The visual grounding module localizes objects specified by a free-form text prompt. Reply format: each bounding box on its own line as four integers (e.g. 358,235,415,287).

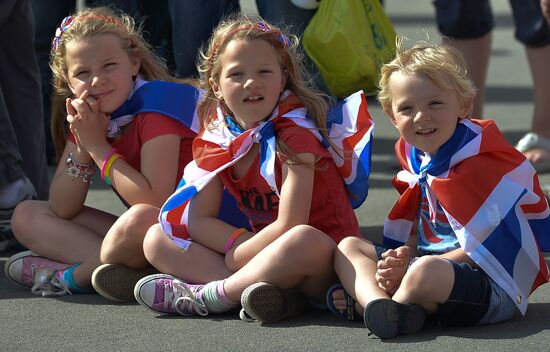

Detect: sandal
325,283,361,321
363,298,426,339
516,132,550,173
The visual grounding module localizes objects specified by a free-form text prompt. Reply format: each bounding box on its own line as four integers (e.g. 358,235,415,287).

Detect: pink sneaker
4,250,69,288
134,274,208,316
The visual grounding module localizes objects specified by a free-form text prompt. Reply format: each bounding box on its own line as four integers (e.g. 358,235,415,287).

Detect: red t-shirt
68,113,195,202
219,125,360,243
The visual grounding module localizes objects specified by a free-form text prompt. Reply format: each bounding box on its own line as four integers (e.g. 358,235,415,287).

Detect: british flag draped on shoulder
159,89,374,242
109,79,202,136
384,118,550,314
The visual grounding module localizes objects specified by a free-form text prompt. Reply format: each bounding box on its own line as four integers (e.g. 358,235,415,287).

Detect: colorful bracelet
223,228,248,253
65,152,95,183
103,154,123,185
100,148,118,180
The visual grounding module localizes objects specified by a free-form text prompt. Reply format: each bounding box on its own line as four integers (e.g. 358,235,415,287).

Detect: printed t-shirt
218,125,360,243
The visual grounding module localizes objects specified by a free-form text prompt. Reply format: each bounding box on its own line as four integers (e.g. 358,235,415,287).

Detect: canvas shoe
240,282,306,323
4,250,69,288
30,267,72,297
363,299,426,339
134,274,209,316
92,264,159,302
0,177,37,252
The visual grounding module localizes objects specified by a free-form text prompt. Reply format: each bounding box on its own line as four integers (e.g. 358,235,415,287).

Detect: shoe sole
364,299,426,339
3,250,38,288
241,282,306,323
92,264,159,303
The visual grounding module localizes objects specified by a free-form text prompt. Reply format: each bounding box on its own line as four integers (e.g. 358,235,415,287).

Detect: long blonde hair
196,14,331,163
49,7,185,160
378,37,476,113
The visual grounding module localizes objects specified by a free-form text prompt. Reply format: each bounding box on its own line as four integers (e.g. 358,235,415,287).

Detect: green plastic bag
303,0,397,97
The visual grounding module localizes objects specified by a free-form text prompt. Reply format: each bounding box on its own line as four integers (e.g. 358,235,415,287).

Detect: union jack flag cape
159,90,374,241
384,118,550,314
111,80,201,133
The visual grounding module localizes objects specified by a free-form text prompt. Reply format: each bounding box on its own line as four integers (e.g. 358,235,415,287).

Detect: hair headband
209,21,291,69
52,15,75,51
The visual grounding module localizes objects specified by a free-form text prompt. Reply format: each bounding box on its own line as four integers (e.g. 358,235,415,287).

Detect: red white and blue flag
159,90,374,241
384,118,550,314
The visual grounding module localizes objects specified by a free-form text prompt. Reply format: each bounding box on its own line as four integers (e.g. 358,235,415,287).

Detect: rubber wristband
103,154,122,184
223,228,248,253
100,148,118,180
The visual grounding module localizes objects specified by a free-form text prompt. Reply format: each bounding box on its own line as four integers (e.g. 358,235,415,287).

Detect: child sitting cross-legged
328,39,550,338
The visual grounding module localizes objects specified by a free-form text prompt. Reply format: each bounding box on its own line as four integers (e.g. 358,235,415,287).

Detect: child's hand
66,90,109,153
375,246,411,294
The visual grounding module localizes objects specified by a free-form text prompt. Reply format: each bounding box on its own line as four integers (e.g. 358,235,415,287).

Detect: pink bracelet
100,148,118,180
223,228,248,253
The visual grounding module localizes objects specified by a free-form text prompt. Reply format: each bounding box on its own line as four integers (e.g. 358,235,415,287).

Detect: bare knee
142,223,169,266
11,200,50,247
277,225,336,267
101,204,158,265
399,256,453,303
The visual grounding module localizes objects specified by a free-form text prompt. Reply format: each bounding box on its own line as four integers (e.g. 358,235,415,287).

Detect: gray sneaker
0,177,37,252
240,282,306,323
92,263,159,302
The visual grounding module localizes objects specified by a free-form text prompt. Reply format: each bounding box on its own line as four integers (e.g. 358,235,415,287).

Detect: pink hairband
208,21,291,68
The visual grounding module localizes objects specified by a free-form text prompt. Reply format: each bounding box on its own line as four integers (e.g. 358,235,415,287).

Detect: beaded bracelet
65,153,95,183
223,228,248,253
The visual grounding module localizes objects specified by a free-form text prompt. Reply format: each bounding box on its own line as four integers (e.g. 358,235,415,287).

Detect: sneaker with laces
4,250,69,288
240,282,306,323
134,274,209,316
0,177,37,252
31,267,71,297
92,264,159,302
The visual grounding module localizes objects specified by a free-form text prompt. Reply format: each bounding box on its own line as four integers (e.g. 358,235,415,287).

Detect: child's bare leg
223,225,337,303
333,237,389,314
11,200,116,263
143,223,231,283
392,256,454,313
101,204,159,268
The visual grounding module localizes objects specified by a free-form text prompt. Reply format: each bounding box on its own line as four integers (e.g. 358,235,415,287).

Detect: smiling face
386,71,472,155
209,38,286,130
65,33,140,114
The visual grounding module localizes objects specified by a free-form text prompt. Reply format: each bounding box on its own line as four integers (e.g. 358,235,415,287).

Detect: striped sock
201,280,238,313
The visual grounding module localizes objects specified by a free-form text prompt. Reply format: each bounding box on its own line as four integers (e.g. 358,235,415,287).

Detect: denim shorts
434,261,516,326
433,0,550,47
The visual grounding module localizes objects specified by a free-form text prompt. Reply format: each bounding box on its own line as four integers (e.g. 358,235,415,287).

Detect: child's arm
439,247,478,268
187,175,254,253
68,92,183,207
225,152,316,271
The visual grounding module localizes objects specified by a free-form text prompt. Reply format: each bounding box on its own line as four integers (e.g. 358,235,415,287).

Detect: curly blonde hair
378,37,476,113
49,7,183,160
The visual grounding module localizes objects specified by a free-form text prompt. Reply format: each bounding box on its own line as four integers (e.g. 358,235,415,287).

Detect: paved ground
1,1,549,351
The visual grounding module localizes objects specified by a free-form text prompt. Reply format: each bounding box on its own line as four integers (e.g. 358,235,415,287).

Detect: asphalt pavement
1,1,549,351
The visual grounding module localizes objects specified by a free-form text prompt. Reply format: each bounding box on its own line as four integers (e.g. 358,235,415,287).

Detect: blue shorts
433,0,550,47
434,261,516,326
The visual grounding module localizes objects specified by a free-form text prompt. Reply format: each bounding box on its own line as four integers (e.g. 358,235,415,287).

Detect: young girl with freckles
4,7,202,298
132,15,374,322
328,39,550,339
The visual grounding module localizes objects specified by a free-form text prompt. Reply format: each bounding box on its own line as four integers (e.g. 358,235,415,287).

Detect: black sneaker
0,177,37,252
364,299,426,339
240,282,306,323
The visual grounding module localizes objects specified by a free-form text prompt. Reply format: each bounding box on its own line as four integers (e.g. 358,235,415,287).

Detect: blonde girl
5,7,197,297
132,14,373,323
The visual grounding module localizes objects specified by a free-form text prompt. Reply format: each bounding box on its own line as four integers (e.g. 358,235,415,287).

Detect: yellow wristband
103,154,122,182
